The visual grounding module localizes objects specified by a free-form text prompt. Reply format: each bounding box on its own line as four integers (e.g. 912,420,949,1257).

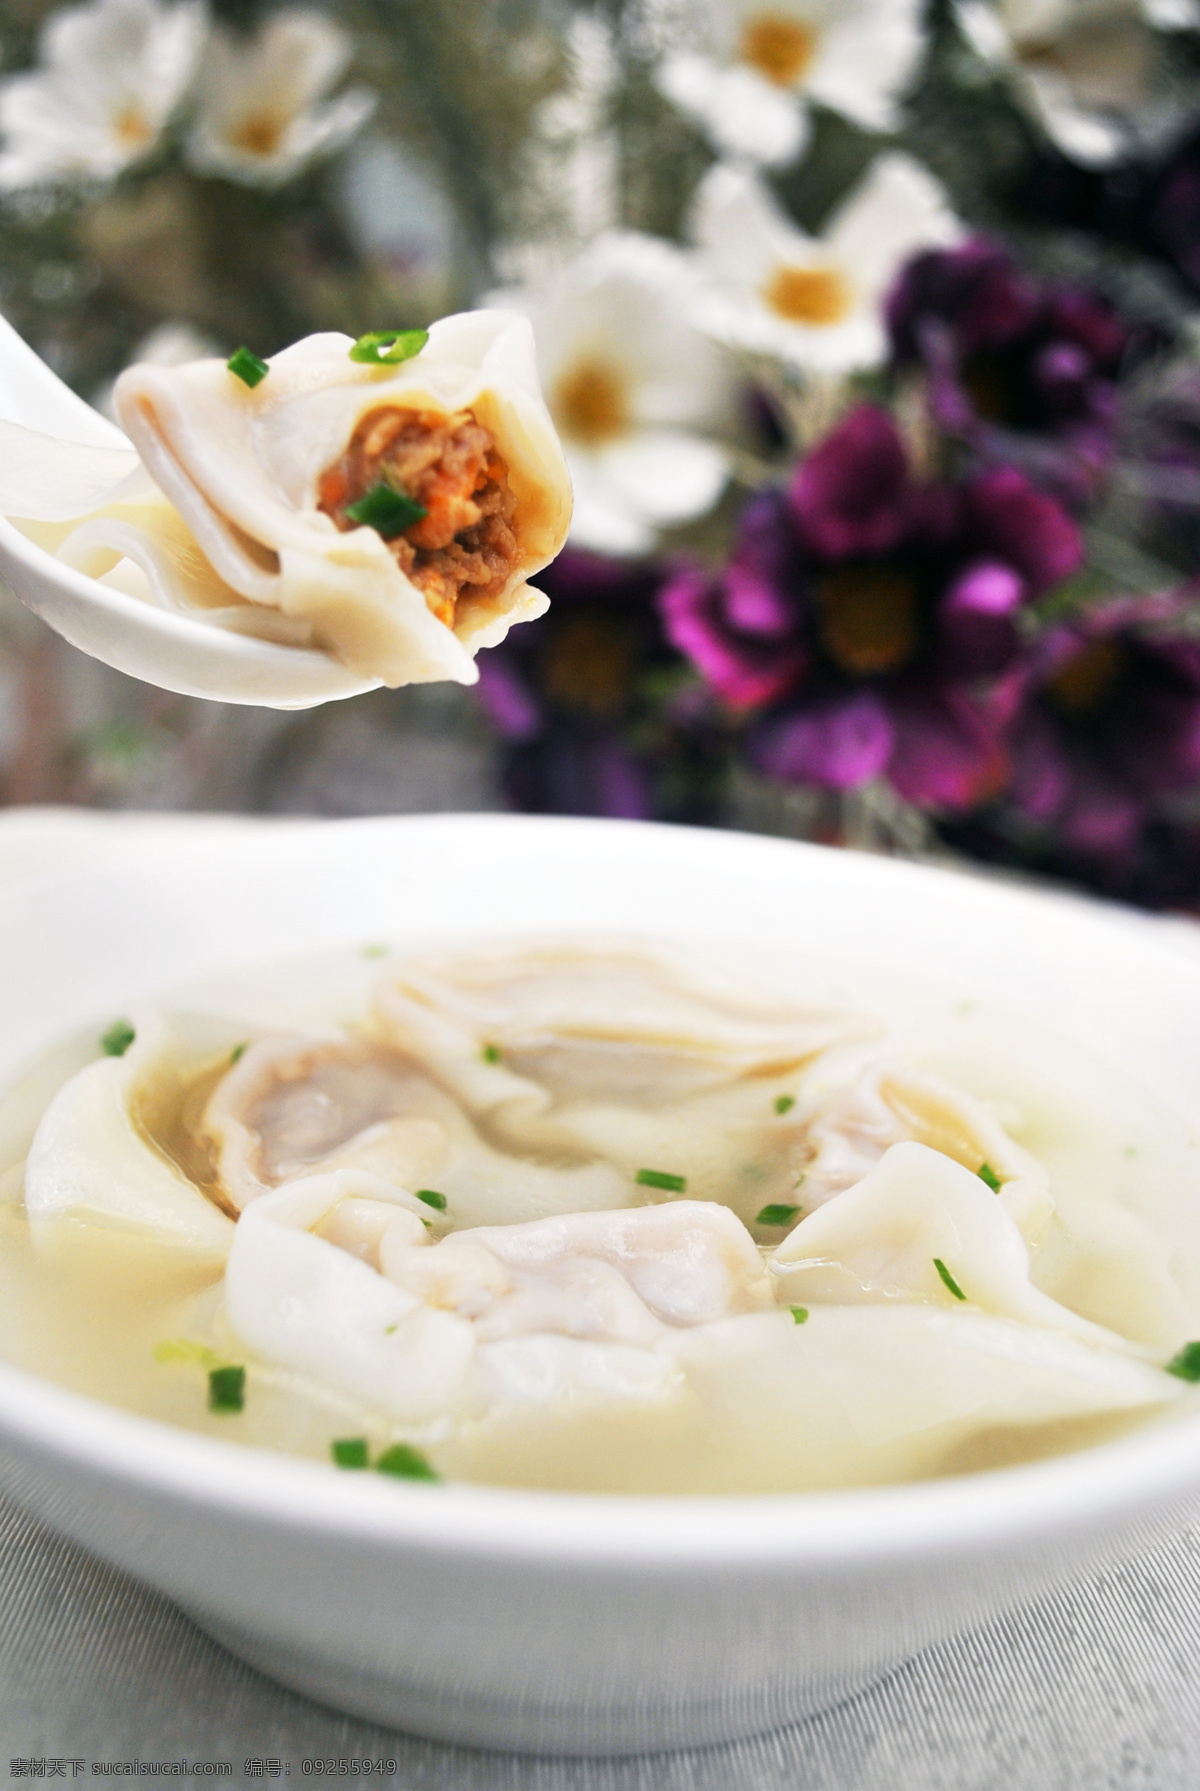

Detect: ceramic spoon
0,313,379,708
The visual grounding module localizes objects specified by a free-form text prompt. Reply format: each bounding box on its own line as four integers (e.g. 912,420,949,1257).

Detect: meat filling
318,406,519,628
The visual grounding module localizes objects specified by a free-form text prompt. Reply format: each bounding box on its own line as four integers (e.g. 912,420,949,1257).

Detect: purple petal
886,239,1039,361
754,688,894,791
724,561,797,638
788,406,912,561
936,559,1026,678
592,737,654,820
659,563,807,708
474,656,542,742
1008,708,1075,825
962,466,1083,596
887,682,1007,811
1059,767,1143,858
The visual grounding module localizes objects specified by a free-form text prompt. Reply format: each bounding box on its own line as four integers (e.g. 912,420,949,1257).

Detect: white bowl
1,812,1199,1754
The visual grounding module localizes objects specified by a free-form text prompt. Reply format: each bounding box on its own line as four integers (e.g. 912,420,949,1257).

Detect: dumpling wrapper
223,1168,1178,1461
200,1031,628,1223
797,1061,1054,1240
774,1140,1122,1348
223,1176,769,1423
0,311,572,686
23,1011,236,1257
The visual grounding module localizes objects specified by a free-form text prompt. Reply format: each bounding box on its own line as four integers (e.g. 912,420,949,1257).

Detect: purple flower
1150,126,1200,298
887,239,1140,506
660,405,1082,812
474,549,718,823
995,593,1200,862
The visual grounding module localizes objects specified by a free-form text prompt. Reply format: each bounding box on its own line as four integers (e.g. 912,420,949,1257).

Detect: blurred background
8,0,1200,905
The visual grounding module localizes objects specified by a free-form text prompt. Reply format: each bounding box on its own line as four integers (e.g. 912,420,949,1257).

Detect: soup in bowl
0,813,1198,1750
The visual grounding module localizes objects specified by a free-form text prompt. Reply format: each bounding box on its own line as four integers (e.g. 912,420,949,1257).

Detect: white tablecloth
4,808,1200,1787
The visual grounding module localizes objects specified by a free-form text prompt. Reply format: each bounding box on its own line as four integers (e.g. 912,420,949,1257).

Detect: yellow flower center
817,565,920,677
763,264,851,327
231,112,288,158
739,13,818,87
542,613,635,718
111,105,154,150
1046,638,1124,716
553,357,631,447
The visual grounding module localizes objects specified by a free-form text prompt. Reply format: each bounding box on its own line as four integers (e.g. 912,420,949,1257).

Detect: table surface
4,807,1200,1788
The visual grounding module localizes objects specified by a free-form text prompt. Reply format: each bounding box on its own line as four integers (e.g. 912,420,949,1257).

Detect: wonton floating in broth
4,940,1196,1494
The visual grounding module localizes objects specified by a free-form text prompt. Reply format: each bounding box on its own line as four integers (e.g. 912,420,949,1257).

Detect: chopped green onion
636,1168,687,1193
227,346,269,388
933,1257,966,1301
376,1442,440,1481
207,1364,245,1413
349,328,428,366
230,1041,248,1064
416,1188,447,1211
1166,1341,1200,1382
154,1338,223,1369
756,1203,801,1226
100,1019,135,1057
977,1162,1002,1193
384,1323,399,1335
481,1043,501,1064
344,483,428,538
774,1094,796,1116
362,943,388,959
789,1305,809,1325
331,1437,370,1469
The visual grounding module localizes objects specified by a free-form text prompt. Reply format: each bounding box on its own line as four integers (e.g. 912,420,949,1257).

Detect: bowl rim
3,807,1200,1573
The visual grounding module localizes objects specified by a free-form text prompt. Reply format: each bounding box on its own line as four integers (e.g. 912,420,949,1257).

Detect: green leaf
636,1168,687,1193
344,483,428,539
376,1443,440,1481
349,328,429,366
755,1203,801,1226
226,346,269,388
416,1188,447,1211
100,1019,135,1057
933,1257,967,1301
789,1305,809,1324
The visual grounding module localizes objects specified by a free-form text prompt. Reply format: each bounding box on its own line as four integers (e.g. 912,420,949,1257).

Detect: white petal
808,0,927,131
656,53,810,166
489,230,738,440
1017,67,1132,165
824,151,962,300
595,429,728,525
690,161,813,282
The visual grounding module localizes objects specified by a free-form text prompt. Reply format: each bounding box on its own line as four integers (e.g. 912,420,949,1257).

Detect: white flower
687,156,962,376
655,0,926,168
0,0,203,190
185,10,374,188
488,232,738,556
956,0,1200,166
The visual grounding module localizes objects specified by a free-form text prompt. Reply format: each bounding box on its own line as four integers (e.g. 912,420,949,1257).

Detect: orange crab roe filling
318,406,519,629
